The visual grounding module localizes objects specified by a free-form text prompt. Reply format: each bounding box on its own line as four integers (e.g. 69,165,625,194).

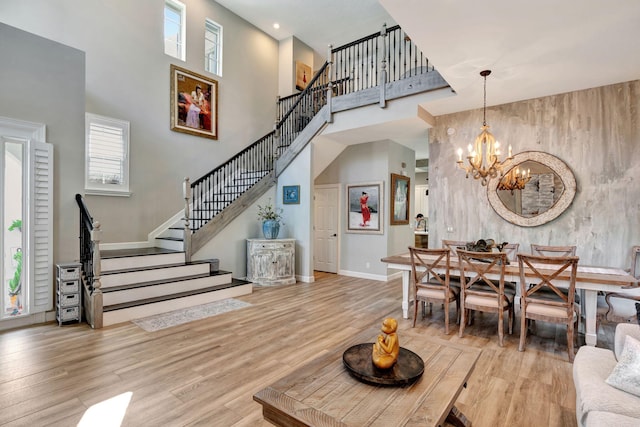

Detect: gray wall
429,80,640,269
0,23,86,269
316,140,415,278
0,0,279,248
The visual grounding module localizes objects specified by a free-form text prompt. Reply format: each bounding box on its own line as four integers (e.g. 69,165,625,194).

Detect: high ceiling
216,0,640,161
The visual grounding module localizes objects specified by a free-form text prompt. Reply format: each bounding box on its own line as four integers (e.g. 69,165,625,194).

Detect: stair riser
155,238,185,251
101,263,210,288
103,283,253,326
159,228,184,239
103,273,233,306
102,252,186,272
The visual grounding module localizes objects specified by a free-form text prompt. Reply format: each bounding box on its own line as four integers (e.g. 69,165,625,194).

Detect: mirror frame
487,151,577,227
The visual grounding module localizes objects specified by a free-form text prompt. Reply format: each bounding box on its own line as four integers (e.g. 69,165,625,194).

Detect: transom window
205,19,223,76
164,0,186,61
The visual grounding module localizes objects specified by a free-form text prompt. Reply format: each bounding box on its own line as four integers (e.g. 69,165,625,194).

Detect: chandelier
456,70,513,186
497,166,531,193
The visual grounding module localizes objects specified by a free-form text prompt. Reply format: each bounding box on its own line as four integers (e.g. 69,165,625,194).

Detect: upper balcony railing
186,24,435,251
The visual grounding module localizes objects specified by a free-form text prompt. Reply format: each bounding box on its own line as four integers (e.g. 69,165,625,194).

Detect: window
85,113,130,196
205,19,223,76
164,0,186,60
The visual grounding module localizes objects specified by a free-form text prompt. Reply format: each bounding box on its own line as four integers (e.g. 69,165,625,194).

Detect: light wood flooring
0,272,617,426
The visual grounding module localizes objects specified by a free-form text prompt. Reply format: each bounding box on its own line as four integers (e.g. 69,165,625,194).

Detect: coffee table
253,328,481,426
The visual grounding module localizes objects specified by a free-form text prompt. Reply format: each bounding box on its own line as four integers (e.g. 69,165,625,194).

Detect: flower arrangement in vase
257,199,284,239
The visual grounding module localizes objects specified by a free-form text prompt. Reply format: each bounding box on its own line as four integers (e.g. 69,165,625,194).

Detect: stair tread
102,247,183,259
102,270,232,293
103,259,217,275
103,278,250,312
155,236,183,241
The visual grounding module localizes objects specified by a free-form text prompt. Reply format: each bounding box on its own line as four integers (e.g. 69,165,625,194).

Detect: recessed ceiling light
273,23,280,29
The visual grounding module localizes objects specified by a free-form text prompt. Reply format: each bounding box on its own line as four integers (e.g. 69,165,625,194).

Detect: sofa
573,323,640,426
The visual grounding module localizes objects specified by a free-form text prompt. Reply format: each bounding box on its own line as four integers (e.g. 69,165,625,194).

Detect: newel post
379,23,388,108
91,221,102,294
183,177,192,263
90,220,103,328
326,44,334,123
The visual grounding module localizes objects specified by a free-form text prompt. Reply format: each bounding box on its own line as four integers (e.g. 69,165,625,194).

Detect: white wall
0,0,279,246
429,80,640,269
0,22,86,269
315,140,415,279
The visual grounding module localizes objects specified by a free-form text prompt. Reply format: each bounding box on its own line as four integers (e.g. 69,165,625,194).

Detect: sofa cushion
574,345,640,423
615,323,640,361
606,334,640,397
585,411,640,427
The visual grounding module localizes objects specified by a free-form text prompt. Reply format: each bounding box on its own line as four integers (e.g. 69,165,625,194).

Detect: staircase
78,24,450,329
98,247,251,327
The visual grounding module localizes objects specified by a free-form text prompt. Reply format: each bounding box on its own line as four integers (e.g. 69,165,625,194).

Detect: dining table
381,252,639,346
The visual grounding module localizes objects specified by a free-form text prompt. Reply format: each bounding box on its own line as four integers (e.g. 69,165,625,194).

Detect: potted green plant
257,199,283,239
8,219,22,308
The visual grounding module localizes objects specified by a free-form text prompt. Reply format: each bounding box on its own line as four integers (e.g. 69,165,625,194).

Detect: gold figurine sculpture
372,317,400,369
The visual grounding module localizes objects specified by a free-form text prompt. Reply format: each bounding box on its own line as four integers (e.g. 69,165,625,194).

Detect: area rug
132,298,251,332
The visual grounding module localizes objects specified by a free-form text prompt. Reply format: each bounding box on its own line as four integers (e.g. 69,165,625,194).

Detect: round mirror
487,151,576,227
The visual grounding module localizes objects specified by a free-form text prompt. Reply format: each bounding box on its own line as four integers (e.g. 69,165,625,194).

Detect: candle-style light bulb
457,148,463,162
508,145,513,158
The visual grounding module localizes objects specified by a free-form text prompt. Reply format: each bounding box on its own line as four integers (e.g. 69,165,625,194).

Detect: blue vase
262,220,280,239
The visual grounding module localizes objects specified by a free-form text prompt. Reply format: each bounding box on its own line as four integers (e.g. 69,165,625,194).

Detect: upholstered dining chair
517,253,580,362
531,244,576,257
501,243,520,264
603,245,640,323
442,240,469,256
457,249,515,347
409,247,459,334
530,243,581,316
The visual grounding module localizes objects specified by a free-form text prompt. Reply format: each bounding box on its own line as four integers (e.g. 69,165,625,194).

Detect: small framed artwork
346,182,384,234
170,64,218,139
295,61,312,91
283,185,300,204
390,173,410,225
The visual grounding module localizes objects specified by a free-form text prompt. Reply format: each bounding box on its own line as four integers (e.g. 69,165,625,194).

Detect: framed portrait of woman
346,182,384,234
390,173,410,225
170,64,218,139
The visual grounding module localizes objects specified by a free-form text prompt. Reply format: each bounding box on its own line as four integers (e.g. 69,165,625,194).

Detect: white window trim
205,18,223,76
85,113,131,197
165,0,186,61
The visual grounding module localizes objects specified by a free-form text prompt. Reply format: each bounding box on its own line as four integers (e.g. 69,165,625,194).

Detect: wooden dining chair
457,249,514,347
531,244,576,257
442,240,470,256
409,247,459,334
501,243,520,264
530,243,581,315
517,253,580,362
603,245,640,323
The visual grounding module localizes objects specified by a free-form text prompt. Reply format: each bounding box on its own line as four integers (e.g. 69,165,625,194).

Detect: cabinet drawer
59,293,80,307
58,306,79,321
59,267,80,281
58,280,79,294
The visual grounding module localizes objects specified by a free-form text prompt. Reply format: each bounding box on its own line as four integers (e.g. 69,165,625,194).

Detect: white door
314,185,339,273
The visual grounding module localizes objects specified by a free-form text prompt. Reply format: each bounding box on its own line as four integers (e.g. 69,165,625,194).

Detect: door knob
332,233,337,237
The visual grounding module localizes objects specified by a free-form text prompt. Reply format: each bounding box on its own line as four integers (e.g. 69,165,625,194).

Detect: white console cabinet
246,239,295,286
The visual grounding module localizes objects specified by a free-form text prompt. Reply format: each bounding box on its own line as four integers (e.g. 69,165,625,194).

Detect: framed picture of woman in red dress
170,64,218,139
346,182,383,234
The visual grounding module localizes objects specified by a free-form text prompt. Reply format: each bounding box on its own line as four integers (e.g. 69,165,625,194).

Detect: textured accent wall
430,80,640,268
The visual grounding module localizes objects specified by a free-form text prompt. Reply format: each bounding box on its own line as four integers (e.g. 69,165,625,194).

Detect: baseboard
337,269,388,281
386,271,403,281
296,274,315,283
0,311,51,331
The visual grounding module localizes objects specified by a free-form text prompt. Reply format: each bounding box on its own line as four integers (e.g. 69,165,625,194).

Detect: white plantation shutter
29,140,53,312
85,113,130,195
